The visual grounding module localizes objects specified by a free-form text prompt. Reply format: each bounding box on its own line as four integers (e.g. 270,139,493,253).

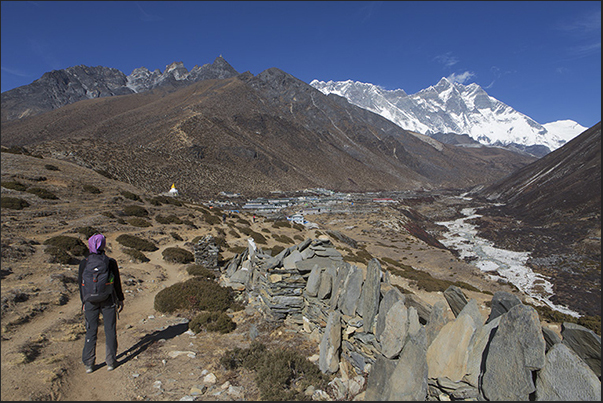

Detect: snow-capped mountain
310,78,587,154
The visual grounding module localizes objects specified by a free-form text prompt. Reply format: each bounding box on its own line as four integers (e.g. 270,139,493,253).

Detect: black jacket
78,252,125,303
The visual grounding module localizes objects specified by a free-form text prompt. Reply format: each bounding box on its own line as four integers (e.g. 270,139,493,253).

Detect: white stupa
168,183,179,197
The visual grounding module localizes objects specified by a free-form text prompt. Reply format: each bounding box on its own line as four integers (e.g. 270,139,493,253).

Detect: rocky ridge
0,56,239,122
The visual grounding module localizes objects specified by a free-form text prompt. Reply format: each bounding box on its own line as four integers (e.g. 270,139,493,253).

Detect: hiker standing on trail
78,233,124,373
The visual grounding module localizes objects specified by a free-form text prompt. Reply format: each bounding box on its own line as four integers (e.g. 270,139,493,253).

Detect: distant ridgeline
217,237,601,401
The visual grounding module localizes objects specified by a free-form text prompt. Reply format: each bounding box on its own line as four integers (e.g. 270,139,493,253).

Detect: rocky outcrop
1,56,239,122
218,237,601,400
193,234,220,271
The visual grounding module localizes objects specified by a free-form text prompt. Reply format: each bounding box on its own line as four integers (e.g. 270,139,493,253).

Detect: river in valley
436,200,581,318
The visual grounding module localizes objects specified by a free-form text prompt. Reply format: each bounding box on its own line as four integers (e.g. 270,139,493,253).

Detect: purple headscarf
88,234,106,254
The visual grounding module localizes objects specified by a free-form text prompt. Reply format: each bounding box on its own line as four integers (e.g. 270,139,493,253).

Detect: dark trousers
82,298,118,367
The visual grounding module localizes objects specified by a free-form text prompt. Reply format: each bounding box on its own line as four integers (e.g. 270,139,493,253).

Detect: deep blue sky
1,1,601,127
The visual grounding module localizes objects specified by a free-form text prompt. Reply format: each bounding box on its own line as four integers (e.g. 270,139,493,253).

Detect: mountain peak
311,78,587,154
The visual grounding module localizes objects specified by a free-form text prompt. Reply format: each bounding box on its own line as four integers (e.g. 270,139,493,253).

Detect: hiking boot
107,364,115,371
85,365,94,373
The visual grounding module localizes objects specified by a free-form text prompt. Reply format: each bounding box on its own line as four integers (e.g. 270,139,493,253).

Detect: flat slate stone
338,265,363,317
486,290,522,324
481,304,546,401
443,285,468,318
380,300,408,359
360,258,382,334
375,287,404,341
561,321,601,378
319,311,342,374
535,342,601,401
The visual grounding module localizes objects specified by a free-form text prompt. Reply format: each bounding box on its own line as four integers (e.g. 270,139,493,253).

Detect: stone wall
220,237,601,401
193,234,220,271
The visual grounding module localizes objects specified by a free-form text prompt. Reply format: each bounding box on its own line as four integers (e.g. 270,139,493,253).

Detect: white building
168,183,179,197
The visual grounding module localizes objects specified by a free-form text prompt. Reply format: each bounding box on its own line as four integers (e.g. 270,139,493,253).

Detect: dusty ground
1,151,551,401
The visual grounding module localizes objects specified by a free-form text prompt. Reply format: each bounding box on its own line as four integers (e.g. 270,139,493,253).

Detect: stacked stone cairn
193,234,220,273
219,236,601,400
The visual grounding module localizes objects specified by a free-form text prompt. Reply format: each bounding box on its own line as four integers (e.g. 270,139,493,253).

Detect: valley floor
2,152,598,401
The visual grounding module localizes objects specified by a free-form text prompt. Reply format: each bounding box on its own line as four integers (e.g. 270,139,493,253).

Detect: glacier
311,78,587,153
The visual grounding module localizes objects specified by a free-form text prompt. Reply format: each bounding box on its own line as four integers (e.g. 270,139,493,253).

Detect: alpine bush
43,235,88,256
120,190,142,201
162,247,194,264
122,205,149,217
1,181,28,191
189,311,236,334
220,341,329,401
155,214,183,224
75,226,99,238
82,184,101,194
44,164,60,171
26,187,58,200
1,197,30,210
153,277,235,313
123,248,149,263
115,234,158,251
186,264,216,279
127,217,153,227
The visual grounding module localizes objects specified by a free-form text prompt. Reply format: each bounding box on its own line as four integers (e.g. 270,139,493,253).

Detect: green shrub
181,219,196,228
1,145,31,155
237,226,267,244
387,264,456,293
453,281,481,293
237,217,251,226
220,342,329,401
154,277,235,313
162,247,194,264
94,169,114,180
1,196,30,210
120,190,141,201
228,228,241,238
75,226,99,238
115,234,158,251
220,340,267,371
186,264,216,279
26,187,58,200
292,223,305,231
273,234,294,244
170,232,183,241
271,220,291,229
1,181,28,191
44,245,73,264
123,248,149,263
122,205,149,217
44,164,60,171
269,245,285,256
147,195,183,206
189,311,236,334
101,211,115,219
528,304,601,335
202,212,221,225
82,184,102,194
155,214,183,224
213,236,229,250
127,217,152,227
229,246,247,254
43,235,88,256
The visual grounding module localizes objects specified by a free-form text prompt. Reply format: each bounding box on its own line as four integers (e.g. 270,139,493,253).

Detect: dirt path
56,245,186,401
1,241,186,401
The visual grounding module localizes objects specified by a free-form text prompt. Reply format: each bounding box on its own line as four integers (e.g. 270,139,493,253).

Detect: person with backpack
78,233,124,373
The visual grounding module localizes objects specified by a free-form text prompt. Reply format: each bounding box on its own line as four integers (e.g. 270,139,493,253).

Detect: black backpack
81,253,114,303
